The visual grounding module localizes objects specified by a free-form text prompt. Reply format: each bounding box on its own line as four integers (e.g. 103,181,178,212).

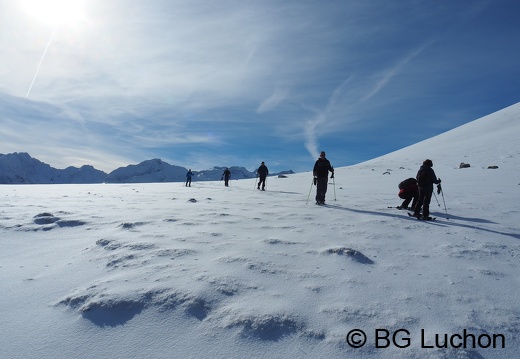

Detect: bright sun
21,0,86,27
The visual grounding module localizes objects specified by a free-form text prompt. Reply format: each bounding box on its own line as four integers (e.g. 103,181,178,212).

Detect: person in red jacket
397,178,418,210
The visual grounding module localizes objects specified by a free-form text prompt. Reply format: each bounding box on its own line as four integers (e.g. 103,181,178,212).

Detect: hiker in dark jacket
186,169,193,187
412,159,441,219
313,151,334,205
256,162,269,191
222,168,231,187
397,178,418,210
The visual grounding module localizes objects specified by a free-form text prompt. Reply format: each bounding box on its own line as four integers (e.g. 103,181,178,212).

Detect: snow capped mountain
0,153,294,184
0,152,107,184
57,165,109,184
104,159,188,183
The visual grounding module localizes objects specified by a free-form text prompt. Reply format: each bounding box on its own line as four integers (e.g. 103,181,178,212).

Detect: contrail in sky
304,77,352,159
26,25,57,98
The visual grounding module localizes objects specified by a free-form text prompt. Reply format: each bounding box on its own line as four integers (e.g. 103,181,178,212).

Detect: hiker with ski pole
221,168,231,187
411,159,441,220
256,161,269,191
186,169,193,187
312,151,334,205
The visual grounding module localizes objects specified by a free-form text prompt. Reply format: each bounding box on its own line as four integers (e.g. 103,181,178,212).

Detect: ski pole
332,174,336,201
306,177,314,204
254,176,258,190
439,185,449,219
432,191,441,207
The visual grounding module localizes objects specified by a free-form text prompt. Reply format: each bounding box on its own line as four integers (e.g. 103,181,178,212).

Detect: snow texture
1,103,520,358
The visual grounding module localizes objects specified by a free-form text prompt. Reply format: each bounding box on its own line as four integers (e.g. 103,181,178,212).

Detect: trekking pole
306,177,314,204
439,184,449,220
332,174,337,201
432,191,441,207
254,176,258,190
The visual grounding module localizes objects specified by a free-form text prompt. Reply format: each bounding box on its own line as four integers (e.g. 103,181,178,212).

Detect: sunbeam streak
26,25,57,98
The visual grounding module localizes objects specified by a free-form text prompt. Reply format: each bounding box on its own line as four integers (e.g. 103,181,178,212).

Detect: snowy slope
370,102,519,169
1,103,519,359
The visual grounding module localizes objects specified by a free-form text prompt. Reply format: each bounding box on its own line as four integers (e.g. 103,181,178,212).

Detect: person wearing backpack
412,159,441,220
186,169,194,187
397,178,418,210
222,168,231,187
256,162,269,191
313,151,334,205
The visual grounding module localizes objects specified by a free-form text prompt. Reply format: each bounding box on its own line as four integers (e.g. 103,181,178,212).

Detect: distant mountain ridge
0,153,107,184
0,152,293,184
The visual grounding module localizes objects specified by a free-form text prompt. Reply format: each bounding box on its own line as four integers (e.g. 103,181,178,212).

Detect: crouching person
397,177,418,210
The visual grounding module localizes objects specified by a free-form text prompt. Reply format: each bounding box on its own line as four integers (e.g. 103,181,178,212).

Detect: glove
330,172,334,179
313,177,317,186
438,178,441,183
437,184,442,194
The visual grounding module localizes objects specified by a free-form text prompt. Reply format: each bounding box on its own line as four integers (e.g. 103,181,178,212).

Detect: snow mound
323,247,375,264
31,212,88,230
221,312,305,341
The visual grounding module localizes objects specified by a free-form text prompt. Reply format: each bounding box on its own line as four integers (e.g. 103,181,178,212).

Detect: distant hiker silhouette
313,151,334,205
222,168,231,187
256,162,269,191
186,169,193,187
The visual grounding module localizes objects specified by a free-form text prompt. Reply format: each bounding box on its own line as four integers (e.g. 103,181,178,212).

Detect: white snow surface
1,103,519,359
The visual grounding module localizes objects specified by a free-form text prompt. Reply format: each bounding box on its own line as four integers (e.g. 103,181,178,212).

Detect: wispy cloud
256,86,290,114
361,46,427,103
1,0,518,173
304,77,353,159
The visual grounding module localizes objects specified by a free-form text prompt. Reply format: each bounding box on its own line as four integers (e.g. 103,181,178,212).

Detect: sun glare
21,0,86,27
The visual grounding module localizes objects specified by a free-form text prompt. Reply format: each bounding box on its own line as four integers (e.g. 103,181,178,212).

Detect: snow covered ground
1,103,519,359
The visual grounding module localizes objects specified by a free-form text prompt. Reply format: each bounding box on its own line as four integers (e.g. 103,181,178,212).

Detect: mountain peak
0,153,293,184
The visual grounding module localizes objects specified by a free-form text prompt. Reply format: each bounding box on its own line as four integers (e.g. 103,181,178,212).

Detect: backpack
416,169,428,187
398,178,416,190
398,189,408,199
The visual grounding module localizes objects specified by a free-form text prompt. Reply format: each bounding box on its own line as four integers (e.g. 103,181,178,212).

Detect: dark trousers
224,177,230,186
315,176,328,202
186,178,191,186
414,187,433,217
401,193,418,209
258,176,266,189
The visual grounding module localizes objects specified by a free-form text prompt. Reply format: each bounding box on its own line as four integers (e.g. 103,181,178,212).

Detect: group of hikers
311,152,442,219
184,162,269,189
183,151,335,204
397,158,442,220
218,163,269,189
184,151,441,220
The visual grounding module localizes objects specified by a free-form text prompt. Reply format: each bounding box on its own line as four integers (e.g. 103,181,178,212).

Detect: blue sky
1,0,519,173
